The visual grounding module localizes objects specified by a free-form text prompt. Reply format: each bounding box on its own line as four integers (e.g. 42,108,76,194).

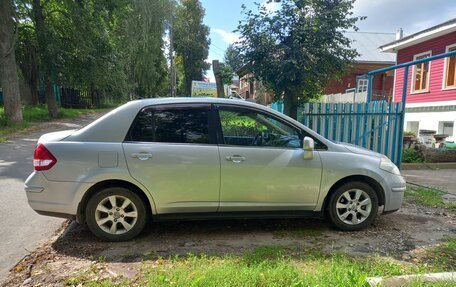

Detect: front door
123,104,220,214
216,105,322,212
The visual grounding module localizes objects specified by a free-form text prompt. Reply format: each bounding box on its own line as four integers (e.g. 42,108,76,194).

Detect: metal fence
272,101,404,166
60,87,101,108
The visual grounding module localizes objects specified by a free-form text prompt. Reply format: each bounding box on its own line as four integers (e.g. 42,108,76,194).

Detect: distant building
324,32,397,101
380,18,456,140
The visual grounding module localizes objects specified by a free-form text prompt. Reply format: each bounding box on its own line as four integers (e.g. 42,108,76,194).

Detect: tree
224,44,243,73
123,0,169,98
0,0,23,123
174,0,210,96
236,0,362,119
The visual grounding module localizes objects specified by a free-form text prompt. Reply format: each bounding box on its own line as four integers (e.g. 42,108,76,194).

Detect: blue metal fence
272,50,456,168
367,50,456,165
272,101,404,165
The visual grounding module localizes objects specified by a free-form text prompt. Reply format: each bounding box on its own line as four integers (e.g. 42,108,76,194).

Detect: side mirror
303,137,314,160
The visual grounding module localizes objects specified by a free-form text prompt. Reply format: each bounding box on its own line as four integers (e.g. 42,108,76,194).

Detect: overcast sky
201,0,456,81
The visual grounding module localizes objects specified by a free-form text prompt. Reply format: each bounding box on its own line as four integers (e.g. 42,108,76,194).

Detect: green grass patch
0,105,107,141
64,244,456,287
405,187,456,210
423,238,456,271
138,249,428,287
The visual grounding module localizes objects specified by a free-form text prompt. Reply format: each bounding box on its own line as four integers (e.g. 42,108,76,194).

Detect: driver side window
218,107,302,148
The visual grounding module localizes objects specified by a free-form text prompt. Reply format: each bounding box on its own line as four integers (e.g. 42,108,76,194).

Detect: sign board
191,81,218,97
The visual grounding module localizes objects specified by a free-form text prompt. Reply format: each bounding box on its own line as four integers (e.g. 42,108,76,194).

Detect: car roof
129,97,257,108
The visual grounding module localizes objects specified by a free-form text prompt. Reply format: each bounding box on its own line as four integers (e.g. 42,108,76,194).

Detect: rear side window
128,107,210,144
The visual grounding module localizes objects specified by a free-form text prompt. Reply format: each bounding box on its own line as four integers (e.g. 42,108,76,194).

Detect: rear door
123,104,220,214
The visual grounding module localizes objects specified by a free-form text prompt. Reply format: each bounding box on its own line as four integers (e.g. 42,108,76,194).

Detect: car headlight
380,157,400,175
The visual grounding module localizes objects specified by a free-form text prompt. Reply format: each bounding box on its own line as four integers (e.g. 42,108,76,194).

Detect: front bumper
24,171,92,217
382,173,406,213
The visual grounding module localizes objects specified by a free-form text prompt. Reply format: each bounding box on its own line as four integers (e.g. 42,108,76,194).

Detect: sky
200,0,456,82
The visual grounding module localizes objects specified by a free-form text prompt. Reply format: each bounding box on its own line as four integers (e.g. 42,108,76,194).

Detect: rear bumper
25,171,91,216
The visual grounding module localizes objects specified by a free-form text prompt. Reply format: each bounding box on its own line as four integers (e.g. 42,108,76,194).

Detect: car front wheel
327,181,379,231
86,187,147,241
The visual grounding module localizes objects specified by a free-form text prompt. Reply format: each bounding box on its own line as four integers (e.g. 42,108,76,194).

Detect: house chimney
396,28,403,40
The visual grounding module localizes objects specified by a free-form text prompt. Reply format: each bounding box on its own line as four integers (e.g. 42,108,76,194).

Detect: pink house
380,19,456,140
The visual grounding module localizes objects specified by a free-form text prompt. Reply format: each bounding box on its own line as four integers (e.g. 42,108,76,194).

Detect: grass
0,105,107,141
423,238,456,271
64,243,456,287
405,187,456,210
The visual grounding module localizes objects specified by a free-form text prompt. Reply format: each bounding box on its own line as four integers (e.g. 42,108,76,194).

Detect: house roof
380,18,456,53
345,32,396,64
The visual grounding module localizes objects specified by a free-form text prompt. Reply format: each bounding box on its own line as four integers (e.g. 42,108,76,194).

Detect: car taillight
33,144,57,171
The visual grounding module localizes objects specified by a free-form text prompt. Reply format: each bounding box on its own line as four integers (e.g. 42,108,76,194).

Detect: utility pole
213,60,225,98
168,0,177,97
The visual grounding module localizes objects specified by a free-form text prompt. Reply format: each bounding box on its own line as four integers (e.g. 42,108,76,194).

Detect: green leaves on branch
236,0,363,118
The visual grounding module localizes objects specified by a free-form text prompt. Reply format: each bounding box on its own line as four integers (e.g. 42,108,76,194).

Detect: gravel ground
2,200,455,287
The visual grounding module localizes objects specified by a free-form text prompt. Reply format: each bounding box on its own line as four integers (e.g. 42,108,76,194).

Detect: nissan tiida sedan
25,98,405,241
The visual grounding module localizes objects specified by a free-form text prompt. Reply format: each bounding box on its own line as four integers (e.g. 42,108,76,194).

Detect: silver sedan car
25,98,405,241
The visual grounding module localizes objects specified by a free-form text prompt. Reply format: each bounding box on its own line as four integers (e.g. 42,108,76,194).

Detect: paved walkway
0,112,106,283
402,169,456,195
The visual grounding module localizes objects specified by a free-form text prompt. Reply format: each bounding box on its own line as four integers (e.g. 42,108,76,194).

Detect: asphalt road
0,113,104,282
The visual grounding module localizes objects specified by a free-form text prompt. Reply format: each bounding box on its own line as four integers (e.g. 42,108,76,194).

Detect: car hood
336,142,384,158
38,130,77,144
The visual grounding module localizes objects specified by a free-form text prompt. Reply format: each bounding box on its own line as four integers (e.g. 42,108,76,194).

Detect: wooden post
212,60,225,98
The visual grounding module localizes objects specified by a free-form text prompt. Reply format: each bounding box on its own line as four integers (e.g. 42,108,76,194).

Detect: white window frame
357,78,369,93
442,43,456,91
411,50,432,94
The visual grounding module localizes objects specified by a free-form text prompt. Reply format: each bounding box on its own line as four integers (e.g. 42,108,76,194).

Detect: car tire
86,187,147,241
327,181,378,231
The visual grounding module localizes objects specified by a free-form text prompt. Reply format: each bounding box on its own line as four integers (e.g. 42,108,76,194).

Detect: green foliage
404,131,417,136
219,63,235,85
224,44,243,73
405,187,456,210
236,0,362,118
174,0,210,96
123,0,170,98
402,148,424,163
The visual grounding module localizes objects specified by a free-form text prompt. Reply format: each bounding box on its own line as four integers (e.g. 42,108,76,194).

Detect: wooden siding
325,62,394,96
393,31,456,103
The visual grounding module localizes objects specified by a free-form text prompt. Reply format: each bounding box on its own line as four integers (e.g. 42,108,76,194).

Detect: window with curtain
444,45,456,89
412,52,431,93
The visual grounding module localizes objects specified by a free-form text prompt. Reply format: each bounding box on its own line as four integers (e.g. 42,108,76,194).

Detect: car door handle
226,155,246,163
131,153,153,160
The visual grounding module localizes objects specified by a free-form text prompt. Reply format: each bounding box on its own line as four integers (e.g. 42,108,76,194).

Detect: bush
402,148,424,163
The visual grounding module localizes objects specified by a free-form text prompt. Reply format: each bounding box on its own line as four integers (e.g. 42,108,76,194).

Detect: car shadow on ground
50,205,456,264
51,217,333,263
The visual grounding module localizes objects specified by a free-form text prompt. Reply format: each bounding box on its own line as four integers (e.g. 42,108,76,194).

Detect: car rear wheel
86,187,147,241
327,181,378,231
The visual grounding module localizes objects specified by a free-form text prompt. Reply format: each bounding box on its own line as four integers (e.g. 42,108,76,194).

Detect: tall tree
0,0,23,123
174,0,210,96
124,0,169,98
224,44,243,73
31,0,59,117
236,0,362,119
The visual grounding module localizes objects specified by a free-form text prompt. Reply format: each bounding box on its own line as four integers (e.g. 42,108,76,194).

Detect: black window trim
124,103,217,145
213,104,327,150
